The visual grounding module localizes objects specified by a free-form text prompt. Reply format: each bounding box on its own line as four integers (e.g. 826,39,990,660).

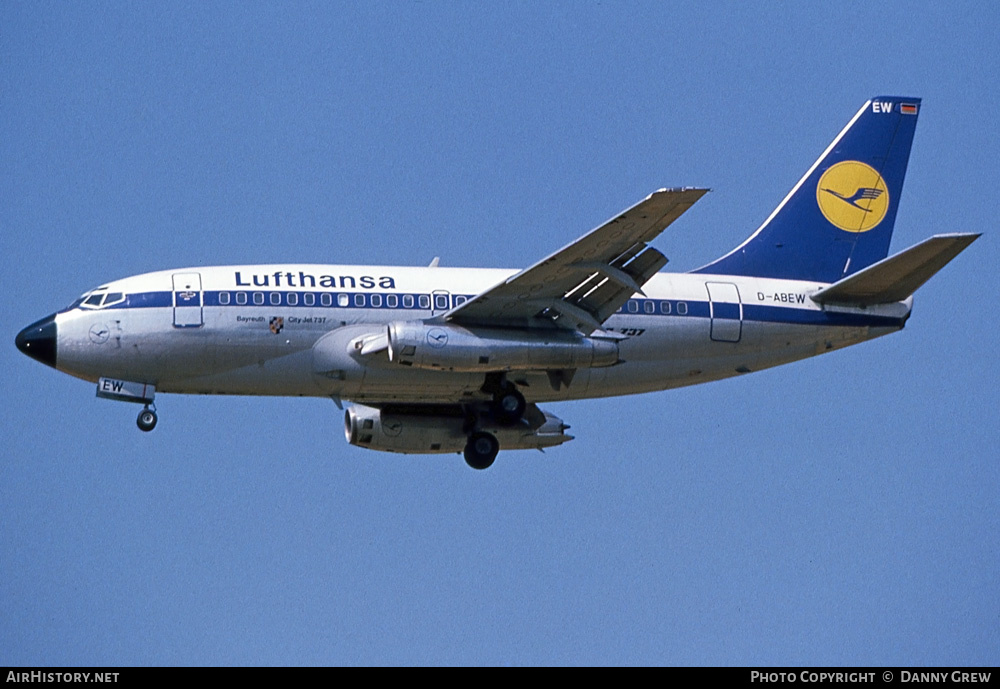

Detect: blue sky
3,2,998,666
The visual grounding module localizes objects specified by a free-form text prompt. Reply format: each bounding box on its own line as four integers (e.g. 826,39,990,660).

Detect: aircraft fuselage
47,264,908,404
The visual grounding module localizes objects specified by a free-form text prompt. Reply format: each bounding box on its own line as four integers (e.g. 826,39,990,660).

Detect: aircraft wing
439,187,708,333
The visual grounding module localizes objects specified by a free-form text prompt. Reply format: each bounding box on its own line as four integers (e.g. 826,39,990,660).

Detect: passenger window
219,292,231,305
236,292,247,305
304,293,315,306
403,295,414,308
270,292,281,305
644,300,655,314
434,294,449,310
287,293,298,306
659,301,671,314
418,295,430,309
337,294,349,307
321,293,332,307
677,301,688,315
253,292,264,305
627,300,639,313
454,295,467,306
371,294,382,308
354,294,366,307
386,294,398,308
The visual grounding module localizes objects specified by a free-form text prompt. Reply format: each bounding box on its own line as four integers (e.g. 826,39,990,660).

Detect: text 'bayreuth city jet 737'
16,96,978,469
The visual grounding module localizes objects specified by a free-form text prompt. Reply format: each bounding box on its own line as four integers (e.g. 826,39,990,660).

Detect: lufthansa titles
234,271,396,290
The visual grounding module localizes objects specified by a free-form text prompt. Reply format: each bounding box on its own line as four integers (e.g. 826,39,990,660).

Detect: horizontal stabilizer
811,233,980,306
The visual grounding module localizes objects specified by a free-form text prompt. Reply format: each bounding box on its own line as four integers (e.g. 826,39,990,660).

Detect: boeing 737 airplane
16,96,979,469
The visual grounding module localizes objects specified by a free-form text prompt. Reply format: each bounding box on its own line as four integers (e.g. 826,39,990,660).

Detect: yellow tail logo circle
816,161,889,233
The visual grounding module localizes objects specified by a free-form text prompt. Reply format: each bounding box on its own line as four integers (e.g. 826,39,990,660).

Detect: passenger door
705,282,742,343
172,273,204,328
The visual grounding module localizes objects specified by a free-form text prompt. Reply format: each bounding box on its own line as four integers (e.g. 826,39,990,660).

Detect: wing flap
576,247,669,323
811,233,980,306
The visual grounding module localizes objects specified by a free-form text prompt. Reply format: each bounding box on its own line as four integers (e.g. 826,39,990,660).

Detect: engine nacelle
386,321,619,372
344,404,572,454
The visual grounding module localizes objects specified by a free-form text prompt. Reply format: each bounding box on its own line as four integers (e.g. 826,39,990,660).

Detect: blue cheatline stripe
742,303,903,327
712,302,741,320
125,292,172,308
89,291,906,328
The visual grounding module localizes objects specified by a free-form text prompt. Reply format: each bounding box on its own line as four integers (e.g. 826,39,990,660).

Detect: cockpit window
79,289,126,309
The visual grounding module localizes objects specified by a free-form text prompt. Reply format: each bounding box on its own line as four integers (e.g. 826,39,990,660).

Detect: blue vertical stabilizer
695,97,921,283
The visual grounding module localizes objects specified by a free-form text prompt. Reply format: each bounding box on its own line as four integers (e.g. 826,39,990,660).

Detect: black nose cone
16,314,57,368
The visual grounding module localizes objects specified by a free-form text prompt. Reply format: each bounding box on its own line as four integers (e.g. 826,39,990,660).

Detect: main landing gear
464,431,500,470
461,376,525,470
136,405,158,432
493,386,526,426
484,373,526,426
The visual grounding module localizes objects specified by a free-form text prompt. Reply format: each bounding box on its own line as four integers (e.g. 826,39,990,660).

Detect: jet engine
344,403,572,455
385,321,619,372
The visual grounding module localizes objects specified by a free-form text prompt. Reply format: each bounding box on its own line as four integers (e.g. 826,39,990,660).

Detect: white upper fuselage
52,264,910,405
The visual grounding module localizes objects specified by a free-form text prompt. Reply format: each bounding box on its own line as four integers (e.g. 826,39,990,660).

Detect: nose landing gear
95,378,159,433
136,405,158,432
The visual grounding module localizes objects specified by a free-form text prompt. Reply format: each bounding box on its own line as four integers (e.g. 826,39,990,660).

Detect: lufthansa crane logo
88,323,110,344
426,328,449,349
816,161,889,233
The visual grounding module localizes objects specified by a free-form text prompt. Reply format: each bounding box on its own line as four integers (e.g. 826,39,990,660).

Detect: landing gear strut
136,405,158,432
464,431,499,470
